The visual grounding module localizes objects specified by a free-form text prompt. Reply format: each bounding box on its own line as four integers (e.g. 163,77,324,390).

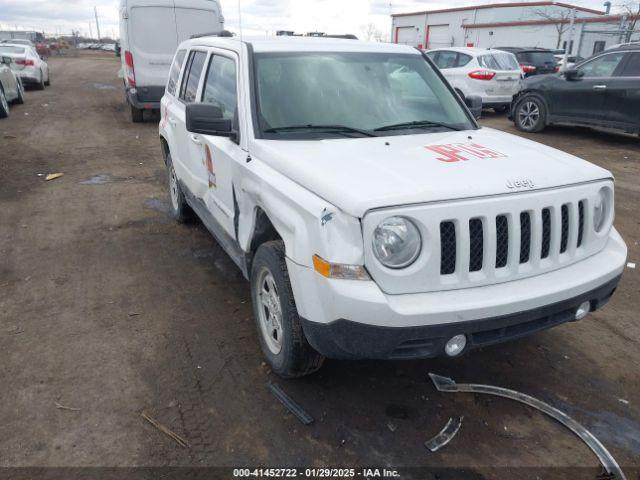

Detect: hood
251,127,611,218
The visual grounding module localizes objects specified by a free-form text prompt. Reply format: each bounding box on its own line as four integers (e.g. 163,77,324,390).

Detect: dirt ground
0,52,638,479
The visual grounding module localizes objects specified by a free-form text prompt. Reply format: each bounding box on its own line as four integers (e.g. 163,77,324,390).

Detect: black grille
469,219,484,272
560,205,569,253
520,212,531,264
578,201,585,248
541,208,551,259
440,222,457,275
495,215,509,268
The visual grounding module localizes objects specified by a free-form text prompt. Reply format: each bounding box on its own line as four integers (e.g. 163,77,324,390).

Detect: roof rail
190,30,234,39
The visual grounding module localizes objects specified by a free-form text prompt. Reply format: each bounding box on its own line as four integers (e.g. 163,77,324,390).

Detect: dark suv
496,47,558,77
509,45,640,135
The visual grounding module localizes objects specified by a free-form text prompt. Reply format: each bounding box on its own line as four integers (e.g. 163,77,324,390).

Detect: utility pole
562,8,576,70
94,6,102,43
88,22,93,40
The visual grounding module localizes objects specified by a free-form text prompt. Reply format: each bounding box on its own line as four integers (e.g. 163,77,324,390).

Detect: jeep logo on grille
506,179,535,190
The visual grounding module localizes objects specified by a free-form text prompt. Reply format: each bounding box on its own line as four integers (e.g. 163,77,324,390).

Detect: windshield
254,52,474,138
0,46,26,55
479,52,519,70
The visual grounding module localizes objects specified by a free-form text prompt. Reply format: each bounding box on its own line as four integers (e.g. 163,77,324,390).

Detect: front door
195,52,242,238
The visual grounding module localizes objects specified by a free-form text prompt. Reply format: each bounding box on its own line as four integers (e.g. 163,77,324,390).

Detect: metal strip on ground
268,383,315,426
425,416,464,452
429,373,627,480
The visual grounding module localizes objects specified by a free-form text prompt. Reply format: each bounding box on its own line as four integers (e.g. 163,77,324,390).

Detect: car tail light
520,64,537,74
15,58,35,66
124,50,136,87
468,70,496,80
553,66,560,73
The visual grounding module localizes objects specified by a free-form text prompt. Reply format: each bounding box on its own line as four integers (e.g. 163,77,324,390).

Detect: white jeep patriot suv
159,35,627,378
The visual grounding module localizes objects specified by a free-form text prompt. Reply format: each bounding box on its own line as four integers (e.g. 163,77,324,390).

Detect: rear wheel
35,70,45,90
44,71,50,86
13,80,25,105
493,105,509,114
0,87,9,119
130,104,143,123
251,241,324,378
514,95,546,133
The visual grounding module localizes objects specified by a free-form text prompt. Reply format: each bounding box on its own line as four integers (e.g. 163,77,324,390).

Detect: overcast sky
0,0,619,40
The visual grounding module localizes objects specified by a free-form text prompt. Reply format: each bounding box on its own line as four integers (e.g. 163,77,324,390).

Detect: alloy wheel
256,267,284,355
518,101,540,130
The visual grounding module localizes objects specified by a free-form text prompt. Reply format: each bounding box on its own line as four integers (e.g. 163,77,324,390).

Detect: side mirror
1,56,11,65
186,103,233,137
564,69,583,80
464,95,483,120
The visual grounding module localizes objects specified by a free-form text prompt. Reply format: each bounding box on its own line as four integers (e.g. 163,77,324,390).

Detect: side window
621,53,640,77
435,51,457,69
167,49,186,96
201,55,237,120
457,53,472,67
179,50,207,103
578,52,625,78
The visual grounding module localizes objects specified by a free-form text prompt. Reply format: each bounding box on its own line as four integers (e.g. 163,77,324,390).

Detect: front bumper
301,274,620,359
287,229,626,359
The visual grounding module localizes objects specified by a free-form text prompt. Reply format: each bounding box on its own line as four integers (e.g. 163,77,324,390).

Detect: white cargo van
119,0,224,122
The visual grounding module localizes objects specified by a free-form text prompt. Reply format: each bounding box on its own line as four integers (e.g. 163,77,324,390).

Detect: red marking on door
425,143,506,163
205,145,216,188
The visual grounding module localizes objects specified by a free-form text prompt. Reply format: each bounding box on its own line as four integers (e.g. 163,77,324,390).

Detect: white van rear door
128,1,178,87
175,2,222,43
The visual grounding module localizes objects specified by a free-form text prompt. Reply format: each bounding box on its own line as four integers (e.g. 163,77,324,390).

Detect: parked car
510,45,640,135
0,56,25,119
0,43,50,89
496,47,559,77
426,47,522,112
159,35,626,377
119,0,225,122
1,38,34,47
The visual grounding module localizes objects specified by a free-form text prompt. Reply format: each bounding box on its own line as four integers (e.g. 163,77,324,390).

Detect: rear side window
180,50,207,103
202,55,237,120
457,53,472,67
621,53,640,77
167,49,186,96
479,52,519,70
433,51,458,69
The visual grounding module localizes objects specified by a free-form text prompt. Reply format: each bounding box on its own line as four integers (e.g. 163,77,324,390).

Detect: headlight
372,216,422,269
593,187,611,233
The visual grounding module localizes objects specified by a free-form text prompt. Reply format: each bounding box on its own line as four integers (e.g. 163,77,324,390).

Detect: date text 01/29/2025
232,468,401,478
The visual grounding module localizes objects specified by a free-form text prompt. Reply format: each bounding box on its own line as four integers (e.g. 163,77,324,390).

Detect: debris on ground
429,373,627,480
424,416,463,453
618,399,630,405
45,173,64,181
387,421,397,432
268,383,314,426
627,262,636,269
141,411,189,448
3,134,17,139
128,312,142,317
55,401,81,411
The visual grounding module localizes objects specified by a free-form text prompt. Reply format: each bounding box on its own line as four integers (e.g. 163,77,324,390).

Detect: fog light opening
575,301,591,321
445,334,467,357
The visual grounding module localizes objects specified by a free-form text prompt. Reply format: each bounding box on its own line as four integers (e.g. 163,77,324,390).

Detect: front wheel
0,88,9,118
251,241,324,378
514,95,547,133
166,153,191,223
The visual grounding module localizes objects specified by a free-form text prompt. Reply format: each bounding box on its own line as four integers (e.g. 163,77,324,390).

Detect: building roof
463,13,639,29
391,2,604,18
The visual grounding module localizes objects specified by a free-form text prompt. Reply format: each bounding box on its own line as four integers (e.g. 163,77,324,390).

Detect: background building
392,2,639,58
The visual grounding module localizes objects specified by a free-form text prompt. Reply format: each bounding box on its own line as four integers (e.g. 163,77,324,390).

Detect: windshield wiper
374,120,462,132
264,124,377,137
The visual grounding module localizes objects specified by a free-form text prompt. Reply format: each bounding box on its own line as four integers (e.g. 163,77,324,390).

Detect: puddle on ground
90,83,116,91
144,198,172,215
80,174,124,185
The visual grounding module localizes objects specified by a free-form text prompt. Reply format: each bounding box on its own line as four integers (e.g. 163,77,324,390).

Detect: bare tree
533,8,573,49
361,22,382,42
618,1,640,42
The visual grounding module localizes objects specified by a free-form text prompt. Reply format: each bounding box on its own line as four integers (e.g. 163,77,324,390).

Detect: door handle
189,134,202,145
593,85,607,91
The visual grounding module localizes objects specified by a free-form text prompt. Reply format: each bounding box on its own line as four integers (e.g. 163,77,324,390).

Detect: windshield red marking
425,143,506,163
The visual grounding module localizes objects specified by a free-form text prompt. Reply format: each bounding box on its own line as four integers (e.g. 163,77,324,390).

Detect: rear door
175,0,223,43
127,0,178,88
550,51,626,123
604,52,640,129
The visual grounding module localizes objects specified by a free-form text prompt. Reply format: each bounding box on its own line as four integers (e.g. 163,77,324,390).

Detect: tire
13,80,25,105
514,95,547,133
251,240,324,378
35,70,45,90
44,71,50,87
166,153,191,223
130,104,144,123
0,87,9,119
